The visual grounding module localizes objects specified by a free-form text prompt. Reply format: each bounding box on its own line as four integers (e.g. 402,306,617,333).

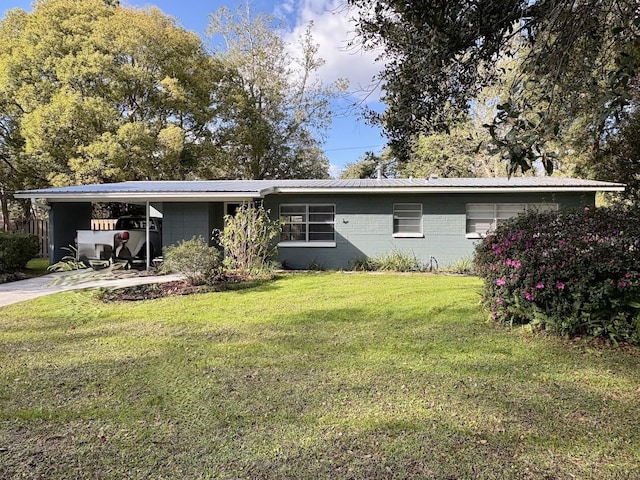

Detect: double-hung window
279,204,335,247
393,203,423,237
466,203,558,238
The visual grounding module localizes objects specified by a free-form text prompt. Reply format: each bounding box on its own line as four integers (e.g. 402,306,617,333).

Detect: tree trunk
0,187,10,232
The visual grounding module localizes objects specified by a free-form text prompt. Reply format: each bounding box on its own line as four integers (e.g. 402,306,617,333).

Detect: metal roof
14,177,625,202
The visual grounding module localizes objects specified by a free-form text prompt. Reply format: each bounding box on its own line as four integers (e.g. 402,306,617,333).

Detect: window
466,203,558,238
225,203,243,216
225,201,258,217
393,203,423,237
279,204,335,246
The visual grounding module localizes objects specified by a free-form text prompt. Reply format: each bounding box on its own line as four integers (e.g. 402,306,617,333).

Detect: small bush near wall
0,232,39,273
474,206,640,344
215,204,281,275
162,236,221,286
447,256,475,275
353,250,421,272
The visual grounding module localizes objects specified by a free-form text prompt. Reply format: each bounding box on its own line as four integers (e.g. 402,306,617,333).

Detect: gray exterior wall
45,191,595,269
162,202,222,250
49,202,92,263
263,191,595,270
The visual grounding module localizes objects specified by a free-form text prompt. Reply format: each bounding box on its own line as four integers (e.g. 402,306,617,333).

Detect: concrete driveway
0,268,183,307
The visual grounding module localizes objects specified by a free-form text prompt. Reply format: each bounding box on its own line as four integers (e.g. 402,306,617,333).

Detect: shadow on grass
207,274,282,294
98,274,283,302
1,300,640,479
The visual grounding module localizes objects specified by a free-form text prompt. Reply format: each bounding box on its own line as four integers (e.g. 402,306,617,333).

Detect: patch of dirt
99,280,200,301
99,272,255,302
0,272,30,284
567,335,640,356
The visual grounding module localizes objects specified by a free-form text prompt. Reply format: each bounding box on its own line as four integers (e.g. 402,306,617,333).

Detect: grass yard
23,258,50,276
0,272,639,479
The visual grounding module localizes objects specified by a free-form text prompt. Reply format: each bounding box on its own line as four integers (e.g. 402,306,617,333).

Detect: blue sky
2,0,387,176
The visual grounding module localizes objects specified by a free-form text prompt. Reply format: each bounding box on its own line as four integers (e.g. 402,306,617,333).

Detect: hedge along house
15,177,624,270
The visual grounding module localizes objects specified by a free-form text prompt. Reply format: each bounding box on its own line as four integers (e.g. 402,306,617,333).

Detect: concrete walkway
0,269,184,307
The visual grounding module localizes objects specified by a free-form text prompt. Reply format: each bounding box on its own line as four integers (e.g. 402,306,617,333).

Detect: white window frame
393,203,424,238
465,203,558,239
278,204,336,247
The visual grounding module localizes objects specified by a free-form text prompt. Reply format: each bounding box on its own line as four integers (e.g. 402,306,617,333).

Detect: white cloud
328,162,344,178
278,0,383,104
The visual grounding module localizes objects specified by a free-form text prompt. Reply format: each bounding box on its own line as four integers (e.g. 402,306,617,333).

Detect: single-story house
15,177,624,270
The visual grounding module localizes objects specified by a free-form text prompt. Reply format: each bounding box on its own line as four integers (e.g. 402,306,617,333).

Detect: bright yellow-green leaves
0,0,218,188
0,0,345,209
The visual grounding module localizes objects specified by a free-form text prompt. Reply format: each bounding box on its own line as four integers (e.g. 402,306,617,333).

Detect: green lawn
23,257,50,277
1,273,639,479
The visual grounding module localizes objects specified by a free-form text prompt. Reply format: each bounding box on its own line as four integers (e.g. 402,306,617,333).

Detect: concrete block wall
49,202,92,263
264,191,595,270
162,202,222,251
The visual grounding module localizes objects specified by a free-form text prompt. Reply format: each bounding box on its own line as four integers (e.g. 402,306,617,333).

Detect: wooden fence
11,219,49,258
9,218,117,258
91,219,117,231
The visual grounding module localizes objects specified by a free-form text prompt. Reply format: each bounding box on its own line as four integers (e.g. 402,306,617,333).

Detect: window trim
465,202,558,239
278,203,336,247
392,203,424,238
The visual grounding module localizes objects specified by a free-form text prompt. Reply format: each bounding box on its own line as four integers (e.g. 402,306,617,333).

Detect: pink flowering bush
474,206,640,344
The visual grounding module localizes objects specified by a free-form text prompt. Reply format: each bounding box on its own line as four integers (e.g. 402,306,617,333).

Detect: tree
402,68,513,179
0,0,220,216
216,203,282,275
207,5,347,179
348,0,640,175
572,99,640,202
404,122,504,178
340,150,396,179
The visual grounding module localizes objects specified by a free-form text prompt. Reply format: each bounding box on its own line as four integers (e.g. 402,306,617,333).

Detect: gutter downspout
145,200,150,270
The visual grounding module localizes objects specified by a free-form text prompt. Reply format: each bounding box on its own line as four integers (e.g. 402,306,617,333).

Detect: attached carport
14,181,271,268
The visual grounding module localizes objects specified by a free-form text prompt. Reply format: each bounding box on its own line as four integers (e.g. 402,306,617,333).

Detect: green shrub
353,250,421,272
215,204,281,275
162,236,221,286
447,256,474,275
0,232,39,273
47,245,88,272
474,206,640,344
351,257,372,271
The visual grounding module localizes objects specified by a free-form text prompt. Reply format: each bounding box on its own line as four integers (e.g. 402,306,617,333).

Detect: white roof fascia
14,183,625,202
271,186,625,194
258,186,279,197
13,192,261,202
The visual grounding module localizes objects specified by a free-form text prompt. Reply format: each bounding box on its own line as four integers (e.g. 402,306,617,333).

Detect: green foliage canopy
339,150,396,179
405,122,504,178
0,0,221,189
349,0,640,176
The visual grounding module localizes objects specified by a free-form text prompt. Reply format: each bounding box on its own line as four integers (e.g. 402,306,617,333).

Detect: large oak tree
0,0,221,223
349,0,640,179
0,0,220,185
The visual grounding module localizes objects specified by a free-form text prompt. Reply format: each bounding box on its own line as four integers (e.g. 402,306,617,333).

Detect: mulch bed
0,272,31,284
99,280,202,301
99,272,254,302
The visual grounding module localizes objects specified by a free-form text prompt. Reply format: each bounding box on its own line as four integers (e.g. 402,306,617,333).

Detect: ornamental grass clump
352,250,421,272
474,206,640,344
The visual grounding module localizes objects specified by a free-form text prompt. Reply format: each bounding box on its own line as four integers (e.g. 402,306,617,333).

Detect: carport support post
145,201,150,270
